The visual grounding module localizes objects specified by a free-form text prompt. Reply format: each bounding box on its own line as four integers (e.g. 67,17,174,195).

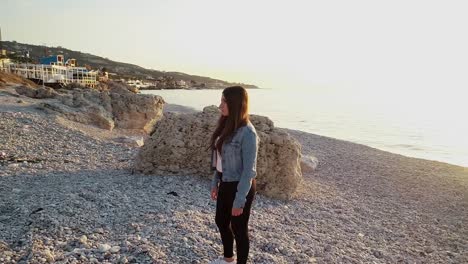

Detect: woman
209,86,259,264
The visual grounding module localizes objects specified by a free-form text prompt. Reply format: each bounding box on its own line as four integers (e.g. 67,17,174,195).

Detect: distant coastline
138,86,260,91
1,40,259,90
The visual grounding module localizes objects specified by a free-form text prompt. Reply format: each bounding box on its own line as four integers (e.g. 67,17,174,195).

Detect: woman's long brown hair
210,86,250,151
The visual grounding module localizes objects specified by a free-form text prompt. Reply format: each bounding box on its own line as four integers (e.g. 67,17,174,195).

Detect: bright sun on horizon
1,0,468,96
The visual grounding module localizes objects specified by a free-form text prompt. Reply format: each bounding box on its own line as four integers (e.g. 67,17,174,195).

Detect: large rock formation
109,91,163,132
134,106,303,200
15,86,58,99
16,81,165,132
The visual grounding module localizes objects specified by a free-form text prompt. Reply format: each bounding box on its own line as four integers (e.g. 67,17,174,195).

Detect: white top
215,137,222,172
216,149,223,172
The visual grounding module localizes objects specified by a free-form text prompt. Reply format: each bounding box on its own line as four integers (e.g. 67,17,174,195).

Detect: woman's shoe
208,256,236,264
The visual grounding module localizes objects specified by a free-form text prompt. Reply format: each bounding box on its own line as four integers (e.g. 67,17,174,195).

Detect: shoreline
142,87,468,169
1,87,467,263
138,87,261,92
288,127,468,170
163,102,468,170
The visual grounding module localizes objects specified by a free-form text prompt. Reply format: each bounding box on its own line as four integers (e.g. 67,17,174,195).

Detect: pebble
43,249,55,262
118,256,128,264
110,246,121,253
99,244,111,252
372,249,384,259
79,235,88,244
425,247,434,253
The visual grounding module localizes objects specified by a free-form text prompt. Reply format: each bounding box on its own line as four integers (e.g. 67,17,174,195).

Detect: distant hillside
2,41,258,89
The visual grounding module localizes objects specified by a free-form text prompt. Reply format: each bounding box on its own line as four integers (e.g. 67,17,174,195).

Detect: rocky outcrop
134,106,303,200
40,101,115,130
15,85,58,99
109,92,163,132
27,82,165,132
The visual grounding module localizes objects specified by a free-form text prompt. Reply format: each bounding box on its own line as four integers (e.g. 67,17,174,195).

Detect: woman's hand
210,187,218,200
232,208,243,216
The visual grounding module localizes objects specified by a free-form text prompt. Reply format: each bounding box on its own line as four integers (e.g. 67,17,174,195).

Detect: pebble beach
1,86,467,263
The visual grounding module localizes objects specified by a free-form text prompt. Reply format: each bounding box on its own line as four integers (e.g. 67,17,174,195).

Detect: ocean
143,88,468,168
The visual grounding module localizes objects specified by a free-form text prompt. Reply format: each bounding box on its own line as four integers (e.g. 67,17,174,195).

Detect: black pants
215,173,256,264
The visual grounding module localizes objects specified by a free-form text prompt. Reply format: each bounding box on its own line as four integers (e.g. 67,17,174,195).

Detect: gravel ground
1,88,467,263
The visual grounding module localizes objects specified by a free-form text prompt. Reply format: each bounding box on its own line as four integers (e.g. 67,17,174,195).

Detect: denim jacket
210,122,259,208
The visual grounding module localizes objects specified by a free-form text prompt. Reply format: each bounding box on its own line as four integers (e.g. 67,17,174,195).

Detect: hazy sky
1,0,467,95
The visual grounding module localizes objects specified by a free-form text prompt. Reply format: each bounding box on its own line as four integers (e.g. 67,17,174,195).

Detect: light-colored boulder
301,154,319,174
110,92,164,133
39,102,115,130
134,105,303,200
35,83,164,132
15,85,58,99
